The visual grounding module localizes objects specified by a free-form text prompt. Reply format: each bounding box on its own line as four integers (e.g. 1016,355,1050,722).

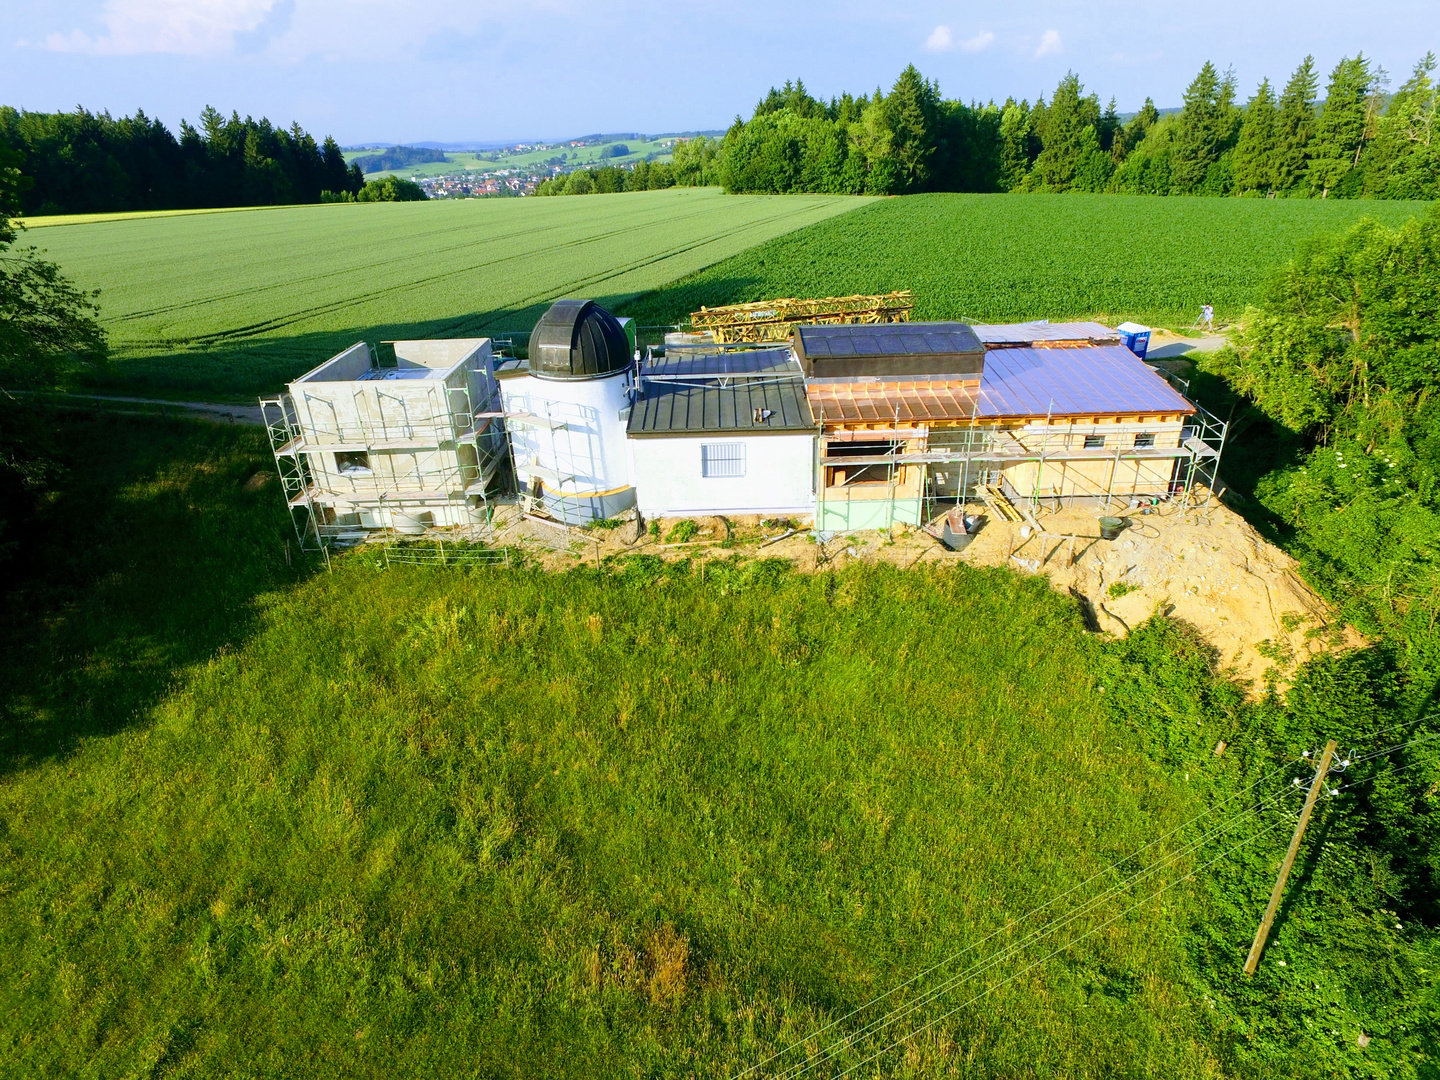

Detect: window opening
1083,434,1106,449
336,450,372,475
825,439,903,486
1133,432,1156,448
701,442,746,478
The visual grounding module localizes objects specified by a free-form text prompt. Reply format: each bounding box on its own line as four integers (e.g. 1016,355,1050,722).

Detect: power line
770,780,1306,1080
825,811,1299,1080
1346,709,1440,746
1337,746,1440,795
733,756,1306,1080
1348,729,1440,766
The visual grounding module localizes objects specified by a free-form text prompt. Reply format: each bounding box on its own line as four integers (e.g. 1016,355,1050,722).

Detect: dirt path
1145,329,1228,360
31,393,264,425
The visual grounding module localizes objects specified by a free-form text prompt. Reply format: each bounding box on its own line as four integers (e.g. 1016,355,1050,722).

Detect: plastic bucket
391,511,432,535
1098,516,1127,541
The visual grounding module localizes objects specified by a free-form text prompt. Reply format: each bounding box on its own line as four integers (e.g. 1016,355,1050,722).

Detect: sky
4,1,1437,145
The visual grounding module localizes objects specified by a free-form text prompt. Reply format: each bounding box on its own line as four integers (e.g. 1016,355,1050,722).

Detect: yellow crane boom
690,291,915,343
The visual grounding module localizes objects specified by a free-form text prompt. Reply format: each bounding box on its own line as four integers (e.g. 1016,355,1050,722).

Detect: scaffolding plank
516,463,572,484
505,412,567,430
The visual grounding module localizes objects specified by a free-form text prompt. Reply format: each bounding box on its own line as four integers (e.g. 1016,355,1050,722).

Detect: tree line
0,106,366,215
606,54,1436,199
534,140,720,195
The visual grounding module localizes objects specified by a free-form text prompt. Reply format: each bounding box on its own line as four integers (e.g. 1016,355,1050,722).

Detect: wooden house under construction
795,320,1219,531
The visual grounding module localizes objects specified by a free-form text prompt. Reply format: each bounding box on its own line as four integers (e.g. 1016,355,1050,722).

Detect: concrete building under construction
262,300,1226,548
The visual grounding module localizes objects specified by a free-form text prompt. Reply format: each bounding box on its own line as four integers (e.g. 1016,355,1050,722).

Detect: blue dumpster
1117,321,1151,360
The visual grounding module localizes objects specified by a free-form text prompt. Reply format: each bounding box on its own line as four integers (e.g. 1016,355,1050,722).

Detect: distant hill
344,131,729,156
350,146,448,174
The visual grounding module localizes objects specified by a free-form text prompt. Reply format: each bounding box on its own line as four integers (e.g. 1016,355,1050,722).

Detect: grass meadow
0,412,1240,1078
624,192,1433,330
24,189,868,399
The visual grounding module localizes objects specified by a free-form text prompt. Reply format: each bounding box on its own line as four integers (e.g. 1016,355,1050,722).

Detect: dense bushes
1203,204,1440,660
321,176,428,203
536,158,680,195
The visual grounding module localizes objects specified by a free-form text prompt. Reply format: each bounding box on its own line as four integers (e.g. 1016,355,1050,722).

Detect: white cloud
925,25,994,54
1035,28,1062,58
45,0,282,56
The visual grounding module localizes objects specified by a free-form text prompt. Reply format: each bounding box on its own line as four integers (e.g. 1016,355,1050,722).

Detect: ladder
981,483,1026,523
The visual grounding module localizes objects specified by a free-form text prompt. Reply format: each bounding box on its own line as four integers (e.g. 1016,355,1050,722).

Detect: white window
701,442,746,478
1133,432,1156,448
1083,434,1106,449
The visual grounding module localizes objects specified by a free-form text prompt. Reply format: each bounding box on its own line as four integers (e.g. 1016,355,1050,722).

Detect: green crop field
625,192,1433,329
27,189,1434,403
27,189,869,399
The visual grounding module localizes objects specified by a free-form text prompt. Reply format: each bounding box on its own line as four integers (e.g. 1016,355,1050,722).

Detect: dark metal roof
641,347,799,379
978,346,1194,417
629,379,815,436
529,299,631,381
793,322,984,379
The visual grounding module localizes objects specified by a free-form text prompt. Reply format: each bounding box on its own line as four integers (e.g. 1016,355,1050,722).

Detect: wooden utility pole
1243,739,1337,975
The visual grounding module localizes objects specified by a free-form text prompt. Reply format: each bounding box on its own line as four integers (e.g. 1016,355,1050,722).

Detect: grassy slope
0,414,1227,1077
625,193,1433,329
29,188,869,400
3,413,1433,1077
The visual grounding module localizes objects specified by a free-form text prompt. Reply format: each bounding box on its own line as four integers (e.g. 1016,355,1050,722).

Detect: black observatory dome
529,299,631,380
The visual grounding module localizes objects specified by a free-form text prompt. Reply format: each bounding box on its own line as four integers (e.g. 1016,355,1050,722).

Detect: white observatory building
496,300,638,524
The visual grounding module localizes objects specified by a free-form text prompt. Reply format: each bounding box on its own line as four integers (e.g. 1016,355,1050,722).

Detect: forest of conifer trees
699,52,1439,199
0,106,364,215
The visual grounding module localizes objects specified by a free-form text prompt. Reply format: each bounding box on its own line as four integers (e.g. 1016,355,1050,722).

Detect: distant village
343,133,710,199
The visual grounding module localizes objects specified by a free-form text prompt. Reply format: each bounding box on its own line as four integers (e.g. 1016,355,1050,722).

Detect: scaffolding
690,291,915,343
813,400,1228,533
260,347,510,551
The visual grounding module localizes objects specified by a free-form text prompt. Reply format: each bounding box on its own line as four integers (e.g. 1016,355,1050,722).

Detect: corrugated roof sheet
628,379,814,436
796,322,983,358
978,346,1194,417
972,321,1120,345
642,347,798,379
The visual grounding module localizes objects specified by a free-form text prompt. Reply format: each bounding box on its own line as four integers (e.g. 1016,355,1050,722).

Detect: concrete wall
296,342,371,384
290,340,495,448
1001,456,1180,499
629,433,815,516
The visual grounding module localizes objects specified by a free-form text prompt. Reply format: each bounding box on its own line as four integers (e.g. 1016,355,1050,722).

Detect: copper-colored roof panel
807,381,981,424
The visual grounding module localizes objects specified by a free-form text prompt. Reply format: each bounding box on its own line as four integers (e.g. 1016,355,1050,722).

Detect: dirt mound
906,500,1356,690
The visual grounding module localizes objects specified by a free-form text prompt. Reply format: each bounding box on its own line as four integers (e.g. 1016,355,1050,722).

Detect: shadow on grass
1183,368,1308,545
66,281,761,403
0,408,314,778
